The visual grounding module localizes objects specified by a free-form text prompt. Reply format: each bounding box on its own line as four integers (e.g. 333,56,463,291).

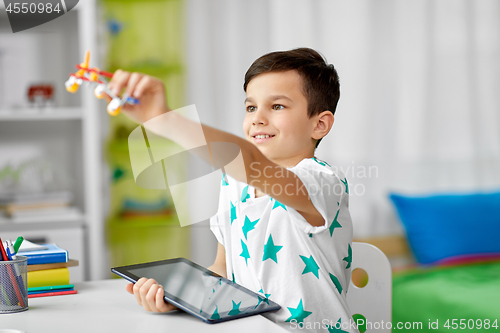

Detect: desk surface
1,279,288,333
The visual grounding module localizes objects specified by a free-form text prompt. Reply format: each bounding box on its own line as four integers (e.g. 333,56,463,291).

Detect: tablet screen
112,258,280,323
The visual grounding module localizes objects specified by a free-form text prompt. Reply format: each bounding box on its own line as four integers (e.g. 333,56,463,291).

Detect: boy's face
243,70,317,166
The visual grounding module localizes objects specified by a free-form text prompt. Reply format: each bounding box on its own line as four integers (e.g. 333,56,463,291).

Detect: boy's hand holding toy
65,51,168,122
105,70,170,124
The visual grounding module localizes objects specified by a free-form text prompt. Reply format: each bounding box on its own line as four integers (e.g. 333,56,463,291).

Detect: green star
257,288,271,305
300,255,320,279
242,215,259,240
271,198,287,211
228,300,242,316
230,201,237,225
240,239,250,266
222,173,229,186
262,234,283,263
329,273,343,294
285,299,312,324
241,185,250,202
329,208,342,237
325,318,349,333
340,178,349,194
343,244,352,269
211,306,220,320
232,273,236,283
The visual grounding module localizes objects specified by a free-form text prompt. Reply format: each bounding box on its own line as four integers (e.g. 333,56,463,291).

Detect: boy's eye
272,104,285,110
246,106,257,113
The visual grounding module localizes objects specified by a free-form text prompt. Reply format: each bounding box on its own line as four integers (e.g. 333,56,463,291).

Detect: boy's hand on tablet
126,278,179,313
107,70,170,124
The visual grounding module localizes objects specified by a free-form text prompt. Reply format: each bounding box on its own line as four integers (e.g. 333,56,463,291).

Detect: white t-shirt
209,157,357,332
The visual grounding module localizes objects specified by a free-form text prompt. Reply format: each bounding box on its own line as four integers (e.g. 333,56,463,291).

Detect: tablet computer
111,257,281,324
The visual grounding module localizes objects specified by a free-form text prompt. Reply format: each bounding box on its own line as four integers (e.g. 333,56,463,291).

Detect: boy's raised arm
145,111,325,227
108,71,324,227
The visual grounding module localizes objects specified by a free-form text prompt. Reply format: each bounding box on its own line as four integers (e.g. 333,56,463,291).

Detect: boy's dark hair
243,48,340,148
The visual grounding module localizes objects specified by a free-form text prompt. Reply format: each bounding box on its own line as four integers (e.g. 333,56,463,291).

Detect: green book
28,284,74,292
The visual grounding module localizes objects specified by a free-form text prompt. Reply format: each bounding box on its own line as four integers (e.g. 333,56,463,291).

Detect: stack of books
0,191,81,221
17,241,78,298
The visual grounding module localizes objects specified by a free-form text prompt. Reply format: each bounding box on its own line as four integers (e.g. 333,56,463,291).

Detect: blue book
18,244,69,265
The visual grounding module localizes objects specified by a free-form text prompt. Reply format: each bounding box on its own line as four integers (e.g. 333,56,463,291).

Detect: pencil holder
0,255,28,313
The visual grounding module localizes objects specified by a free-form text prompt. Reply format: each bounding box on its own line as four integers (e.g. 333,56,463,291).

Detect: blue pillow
389,190,500,264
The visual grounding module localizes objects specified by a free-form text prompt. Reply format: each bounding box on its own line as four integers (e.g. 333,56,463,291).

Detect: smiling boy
110,48,357,332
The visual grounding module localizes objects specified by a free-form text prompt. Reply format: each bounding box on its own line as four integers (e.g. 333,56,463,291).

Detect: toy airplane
65,50,139,116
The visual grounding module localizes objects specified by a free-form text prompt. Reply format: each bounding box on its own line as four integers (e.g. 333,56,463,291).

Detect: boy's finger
133,277,148,305
125,72,143,98
145,283,160,312
139,279,158,311
125,283,134,294
155,286,171,312
102,92,112,103
133,75,155,99
109,70,131,97
107,69,122,89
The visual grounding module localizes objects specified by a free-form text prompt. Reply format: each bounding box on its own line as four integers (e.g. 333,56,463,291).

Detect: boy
109,48,356,333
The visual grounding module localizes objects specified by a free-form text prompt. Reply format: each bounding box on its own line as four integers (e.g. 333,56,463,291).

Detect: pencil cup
0,255,28,313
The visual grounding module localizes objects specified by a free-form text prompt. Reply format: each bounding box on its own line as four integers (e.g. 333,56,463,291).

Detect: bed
358,190,500,332
392,258,500,332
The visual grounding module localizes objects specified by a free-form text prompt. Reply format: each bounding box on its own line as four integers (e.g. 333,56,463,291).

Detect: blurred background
0,0,499,281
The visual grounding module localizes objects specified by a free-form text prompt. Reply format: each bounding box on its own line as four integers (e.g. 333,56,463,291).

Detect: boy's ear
311,111,334,140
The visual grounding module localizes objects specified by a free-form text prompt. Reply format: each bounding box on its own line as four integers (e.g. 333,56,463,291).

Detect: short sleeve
209,213,225,246
287,159,347,234
209,178,232,247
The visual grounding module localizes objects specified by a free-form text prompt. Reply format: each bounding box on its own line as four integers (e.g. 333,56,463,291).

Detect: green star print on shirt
258,288,271,305
325,318,349,333
329,273,343,294
271,198,287,211
228,300,242,316
340,178,349,194
242,215,259,240
211,306,220,320
262,234,283,263
230,201,237,225
343,244,352,269
241,185,250,202
222,173,229,186
329,206,342,237
300,255,320,279
240,239,250,265
285,299,312,324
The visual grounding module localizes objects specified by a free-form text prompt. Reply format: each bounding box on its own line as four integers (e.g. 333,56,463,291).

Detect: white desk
1,279,289,333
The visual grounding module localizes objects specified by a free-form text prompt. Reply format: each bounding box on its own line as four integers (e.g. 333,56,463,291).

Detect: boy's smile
243,70,317,167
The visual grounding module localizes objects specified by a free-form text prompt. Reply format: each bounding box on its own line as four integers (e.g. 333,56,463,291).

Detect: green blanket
393,261,500,332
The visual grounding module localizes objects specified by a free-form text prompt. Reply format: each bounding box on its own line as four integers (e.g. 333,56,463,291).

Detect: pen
0,237,9,261
5,245,13,260
7,240,16,260
13,236,24,254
